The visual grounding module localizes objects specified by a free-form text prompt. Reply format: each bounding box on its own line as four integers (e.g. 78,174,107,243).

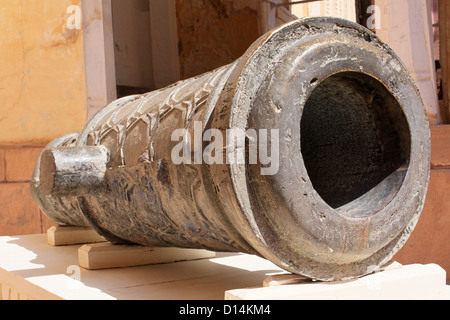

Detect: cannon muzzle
31,18,431,281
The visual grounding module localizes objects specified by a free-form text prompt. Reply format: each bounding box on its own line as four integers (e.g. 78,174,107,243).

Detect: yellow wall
0,0,87,145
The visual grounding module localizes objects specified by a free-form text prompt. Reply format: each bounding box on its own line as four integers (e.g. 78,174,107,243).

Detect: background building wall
0,0,87,146
374,0,441,125
0,0,88,235
112,0,154,92
291,0,357,21
394,125,450,276
175,0,261,80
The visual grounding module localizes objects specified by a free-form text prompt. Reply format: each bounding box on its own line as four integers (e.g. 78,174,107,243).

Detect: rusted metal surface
31,17,431,281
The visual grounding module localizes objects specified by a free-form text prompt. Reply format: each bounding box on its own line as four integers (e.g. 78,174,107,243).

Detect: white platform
226,263,448,300
0,234,448,300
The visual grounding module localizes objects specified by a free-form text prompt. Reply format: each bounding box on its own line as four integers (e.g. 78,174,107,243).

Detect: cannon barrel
31,17,431,281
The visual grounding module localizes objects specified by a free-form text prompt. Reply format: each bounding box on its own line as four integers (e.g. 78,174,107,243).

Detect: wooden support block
263,273,312,287
78,242,216,270
47,226,106,246
262,261,402,287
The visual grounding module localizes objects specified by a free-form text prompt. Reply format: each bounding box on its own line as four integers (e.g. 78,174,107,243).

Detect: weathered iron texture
31,18,431,281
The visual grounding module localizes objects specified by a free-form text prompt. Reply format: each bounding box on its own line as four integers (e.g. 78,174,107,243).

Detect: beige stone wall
0,0,88,235
0,0,87,146
0,146,54,236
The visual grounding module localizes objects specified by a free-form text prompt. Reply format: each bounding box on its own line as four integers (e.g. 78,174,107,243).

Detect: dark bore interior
300,72,411,213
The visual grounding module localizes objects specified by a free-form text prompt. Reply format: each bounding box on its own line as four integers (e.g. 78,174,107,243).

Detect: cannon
31,17,431,281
